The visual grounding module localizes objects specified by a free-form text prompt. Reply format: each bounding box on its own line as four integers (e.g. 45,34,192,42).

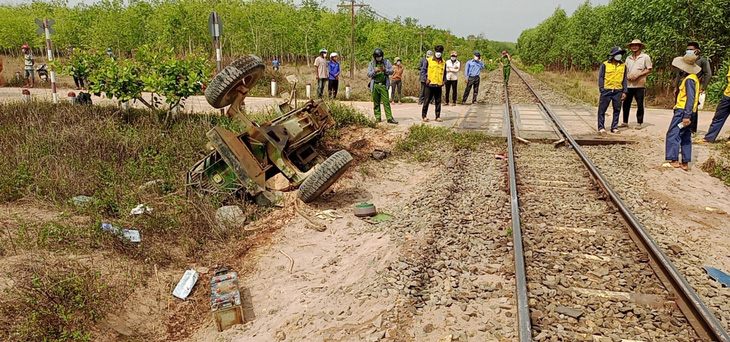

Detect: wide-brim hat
672,53,701,74
626,39,646,49
608,46,626,56
394,57,401,62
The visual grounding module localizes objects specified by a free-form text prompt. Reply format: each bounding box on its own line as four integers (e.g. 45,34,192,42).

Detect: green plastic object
372,213,393,223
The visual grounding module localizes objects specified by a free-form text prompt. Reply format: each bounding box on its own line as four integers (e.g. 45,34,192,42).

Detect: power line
337,0,368,78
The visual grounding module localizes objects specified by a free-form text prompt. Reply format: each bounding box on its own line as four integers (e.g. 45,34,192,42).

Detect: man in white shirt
313,48,328,99
621,39,653,129
445,51,460,106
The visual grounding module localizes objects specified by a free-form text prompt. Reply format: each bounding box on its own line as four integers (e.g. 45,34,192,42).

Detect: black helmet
373,48,384,58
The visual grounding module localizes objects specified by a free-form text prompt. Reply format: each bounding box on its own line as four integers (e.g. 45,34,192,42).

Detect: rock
215,205,247,232
255,190,283,206
70,195,92,207
274,330,286,341
266,174,291,191
423,323,435,333
138,179,164,191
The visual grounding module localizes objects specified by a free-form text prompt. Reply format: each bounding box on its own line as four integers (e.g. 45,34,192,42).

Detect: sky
6,0,611,42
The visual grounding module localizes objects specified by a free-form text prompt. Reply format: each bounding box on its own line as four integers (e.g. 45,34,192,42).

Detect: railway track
504,67,730,341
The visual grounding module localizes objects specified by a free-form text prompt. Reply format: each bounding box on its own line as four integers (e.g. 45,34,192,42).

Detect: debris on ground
555,305,584,318
354,203,377,217
210,269,244,331
265,174,291,191
360,213,395,225
70,195,92,206
255,191,283,207
101,222,141,242
215,205,247,232
494,153,507,160
294,199,326,232
173,269,199,300
130,204,153,215
138,179,164,191
314,209,342,221
371,149,391,161
703,266,730,287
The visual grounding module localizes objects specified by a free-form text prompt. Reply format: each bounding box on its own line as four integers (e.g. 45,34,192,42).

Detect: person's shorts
24,69,34,78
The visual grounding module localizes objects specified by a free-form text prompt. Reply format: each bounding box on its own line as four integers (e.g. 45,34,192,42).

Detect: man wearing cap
597,46,628,135
390,57,404,104
696,66,730,145
665,53,701,171
368,48,397,124
462,51,485,104
328,52,340,99
673,42,712,134
314,48,328,99
22,45,35,88
621,39,653,130
499,50,512,84
421,45,447,122
418,50,433,105
445,51,460,106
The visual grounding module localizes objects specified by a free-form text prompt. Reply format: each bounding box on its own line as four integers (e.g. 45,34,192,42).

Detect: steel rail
503,75,533,342
511,65,730,342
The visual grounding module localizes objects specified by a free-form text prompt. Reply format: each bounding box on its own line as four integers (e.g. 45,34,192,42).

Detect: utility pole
338,1,367,79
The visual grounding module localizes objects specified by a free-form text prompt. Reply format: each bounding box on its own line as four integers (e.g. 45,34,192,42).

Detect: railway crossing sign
35,18,56,35
208,12,222,40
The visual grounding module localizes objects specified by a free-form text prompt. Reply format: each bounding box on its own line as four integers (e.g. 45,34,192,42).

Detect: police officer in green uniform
367,48,397,124
499,50,512,84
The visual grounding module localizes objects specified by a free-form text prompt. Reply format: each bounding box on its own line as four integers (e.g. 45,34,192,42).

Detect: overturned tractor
187,55,352,203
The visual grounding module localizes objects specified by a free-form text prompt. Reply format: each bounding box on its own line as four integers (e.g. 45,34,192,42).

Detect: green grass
395,124,494,162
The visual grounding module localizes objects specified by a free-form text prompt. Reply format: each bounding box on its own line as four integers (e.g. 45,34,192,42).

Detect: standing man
673,42,712,134
665,53,701,171
273,58,280,71
499,50,512,84
106,47,117,61
22,45,35,88
621,39,653,130
314,48,328,100
418,50,433,105
390,57,404,104
462,51,485,104
367,48,397,124
444,51,460,106
421,45,446,122
696,66,730,145
327,52,340,99
597,46,628,135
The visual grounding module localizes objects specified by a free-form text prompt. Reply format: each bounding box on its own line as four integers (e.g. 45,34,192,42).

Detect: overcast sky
6,0,611,42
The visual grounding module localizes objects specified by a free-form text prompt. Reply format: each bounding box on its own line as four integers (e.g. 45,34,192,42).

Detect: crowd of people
594,39,730,171
306,46,512,123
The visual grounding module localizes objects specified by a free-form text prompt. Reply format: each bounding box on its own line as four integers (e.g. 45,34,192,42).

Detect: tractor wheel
298,150,353,203
205,54,265,109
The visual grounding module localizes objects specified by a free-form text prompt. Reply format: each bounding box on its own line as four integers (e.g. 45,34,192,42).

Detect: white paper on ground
172,270,199,300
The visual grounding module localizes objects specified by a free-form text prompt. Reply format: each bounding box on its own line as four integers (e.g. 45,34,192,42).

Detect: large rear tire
205,55,265,109
298,150,353,203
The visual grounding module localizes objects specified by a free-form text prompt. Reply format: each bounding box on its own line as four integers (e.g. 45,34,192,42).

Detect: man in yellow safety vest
597,46,628,134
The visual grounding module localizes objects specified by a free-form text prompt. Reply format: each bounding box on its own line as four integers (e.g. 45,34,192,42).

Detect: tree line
0,0,514,69
516,0,730,101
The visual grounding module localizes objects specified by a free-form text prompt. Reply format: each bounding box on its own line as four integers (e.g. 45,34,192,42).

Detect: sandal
680,162,689,171
694,138,709,144
435,118,443,122
422,117,430,122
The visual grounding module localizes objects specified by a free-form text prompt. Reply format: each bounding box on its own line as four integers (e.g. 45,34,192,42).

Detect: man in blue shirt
327,52,340,99
273,58,280,71
462,51,485,104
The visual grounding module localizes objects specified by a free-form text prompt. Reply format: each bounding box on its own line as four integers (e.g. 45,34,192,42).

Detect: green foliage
396,124,491,162
60,50,104,80
701,146,730,185
0,0,514,66
138,48,212,107
327,100,377,128
88,58,145,102
706,60,729,104
524,64,545,74
517,0,730,101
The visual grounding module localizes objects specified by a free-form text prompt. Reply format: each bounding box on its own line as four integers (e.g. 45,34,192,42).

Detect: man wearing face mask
445,51,460,106
597,46,628,135
418,50,433,105
420,45,447,122
499,50,512,84
367,48,397,124
462,51,485,104
390,57,404,104
672,42,712,134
